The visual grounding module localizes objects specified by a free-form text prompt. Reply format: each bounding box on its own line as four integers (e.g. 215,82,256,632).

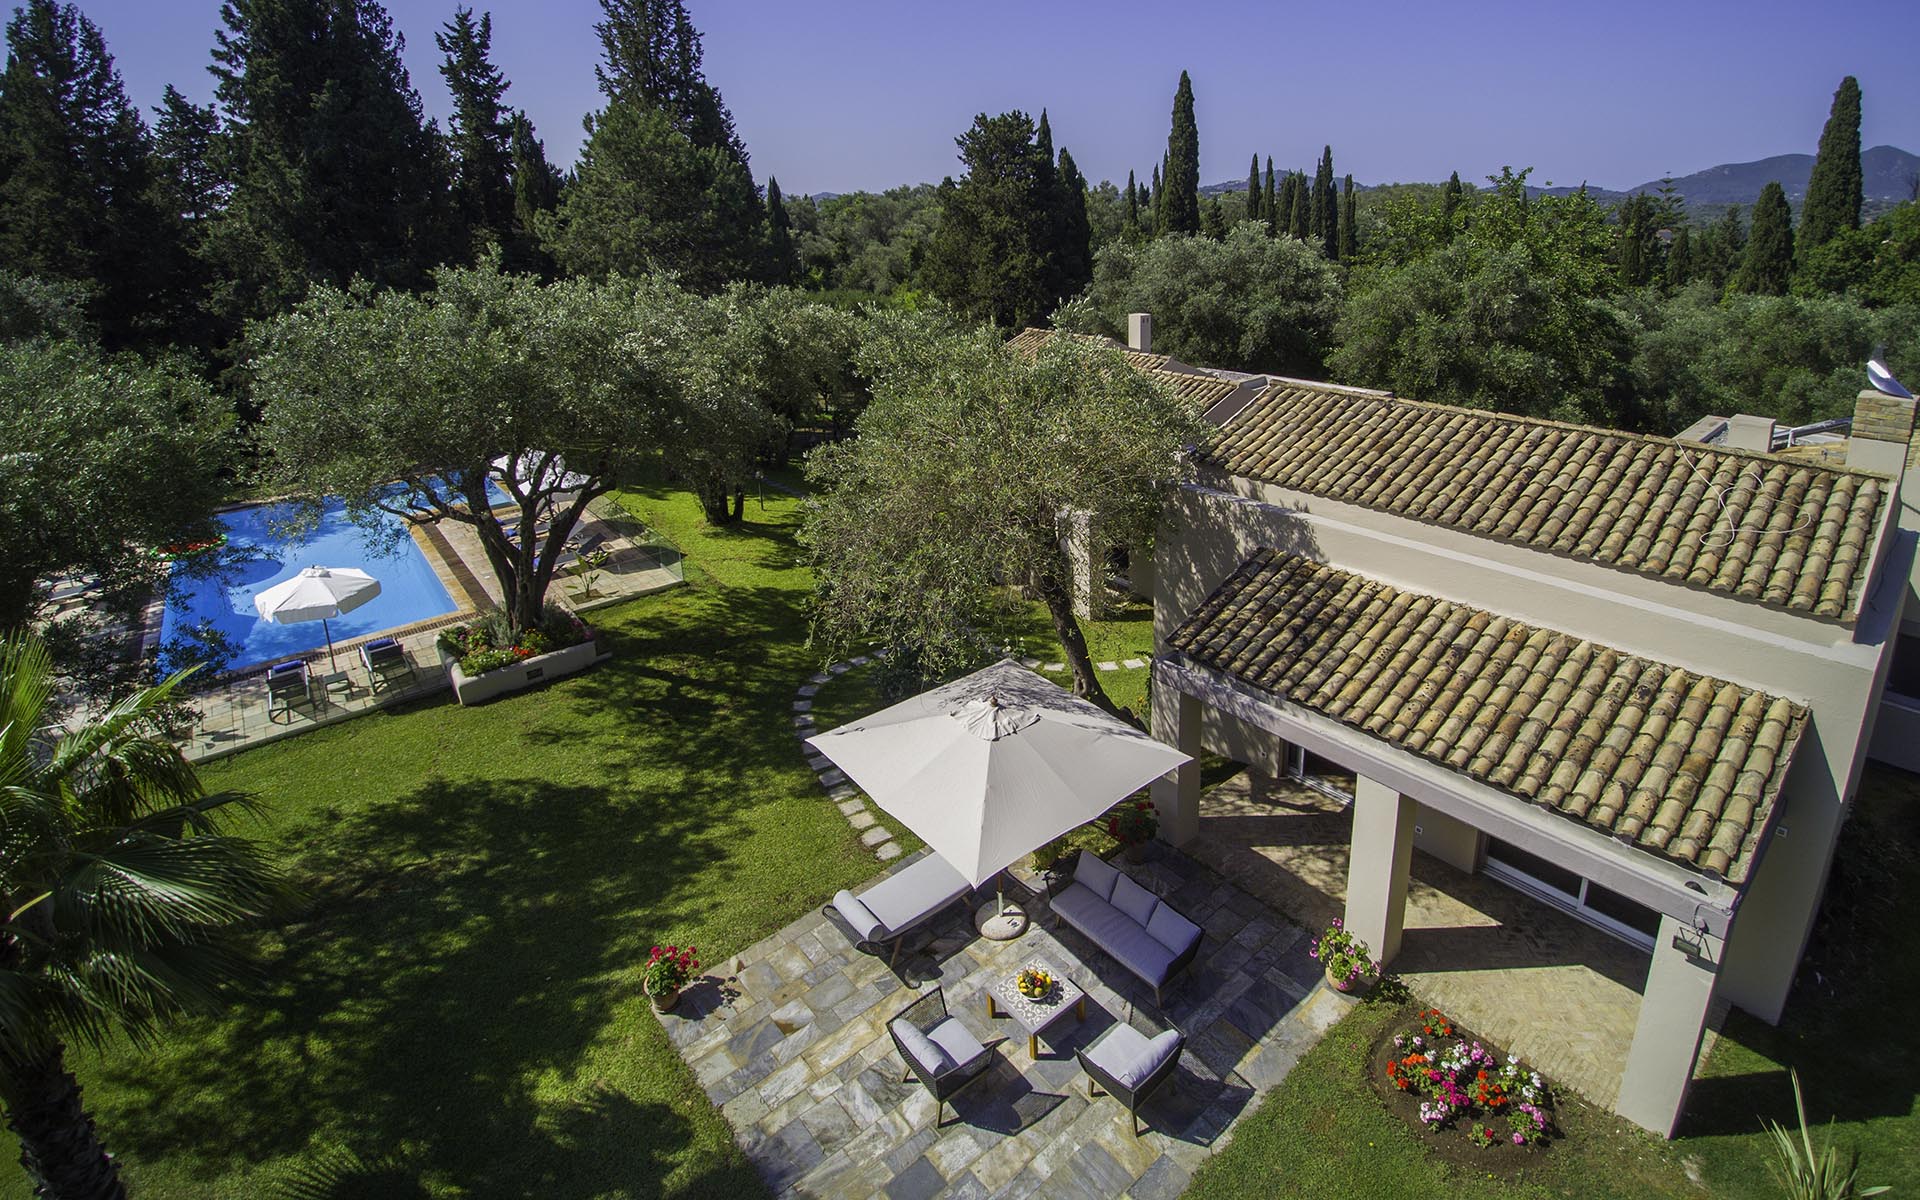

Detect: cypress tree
1200,194,1225,239
0,0,172,347
437,6,515,260
921,110,1061,327
1162,71,1200,234
1441,170,1463,238
1054,147,1093,297
507,109,560,275
766,176,798,284
596,0,743,163
1734,181,1794,295
1263,156,1277,234
1313,145,1337,257
1339,173,1357,261
1124,168,1139,239
1289,171,1310,239
1246,153,1261,225
1666,225,1691,287
1798,75,1862,259
1151,160,1164,237
210,0,453,318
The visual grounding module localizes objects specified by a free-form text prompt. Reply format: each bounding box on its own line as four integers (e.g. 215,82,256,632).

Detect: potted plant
1027,834,1071,877
1106,798,1158,863
1309,917,1378,993
644,943,699,1012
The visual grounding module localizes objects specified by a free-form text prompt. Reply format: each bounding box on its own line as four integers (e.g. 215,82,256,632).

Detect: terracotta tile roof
1008,327,1244,414
1007,327,1169,373
1210,383,1887,620
1169,550,1806,882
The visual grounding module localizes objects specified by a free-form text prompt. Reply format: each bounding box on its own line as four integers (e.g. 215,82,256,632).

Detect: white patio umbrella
806,658,1192,938
253,566,381,669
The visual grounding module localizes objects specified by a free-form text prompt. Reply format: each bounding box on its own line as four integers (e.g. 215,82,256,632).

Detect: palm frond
54,836,286,948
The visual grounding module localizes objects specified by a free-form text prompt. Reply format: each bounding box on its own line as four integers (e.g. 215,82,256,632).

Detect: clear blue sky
32,0,1920,195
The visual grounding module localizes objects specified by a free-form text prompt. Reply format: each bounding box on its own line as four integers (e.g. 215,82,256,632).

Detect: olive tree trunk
1033,570,1131,723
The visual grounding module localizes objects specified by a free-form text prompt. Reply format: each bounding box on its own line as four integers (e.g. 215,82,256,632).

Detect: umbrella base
973,900,1029,941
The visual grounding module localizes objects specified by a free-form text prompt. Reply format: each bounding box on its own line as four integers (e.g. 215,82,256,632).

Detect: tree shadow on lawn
92,774,763,1199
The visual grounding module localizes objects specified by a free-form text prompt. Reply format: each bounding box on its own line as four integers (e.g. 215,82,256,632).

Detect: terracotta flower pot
1325,965,1368,994
1122,841,1149,864
648,985,680,1013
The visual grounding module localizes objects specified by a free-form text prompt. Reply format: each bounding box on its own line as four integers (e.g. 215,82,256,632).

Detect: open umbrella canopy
806,659,1192,888
253,566,381,624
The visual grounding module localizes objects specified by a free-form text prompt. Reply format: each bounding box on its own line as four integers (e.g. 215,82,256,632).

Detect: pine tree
1263,156,1277,234
1798,75,1862,259
1339,173,1357,261
548,0,766,287
152,85,223,225
1289,171,1310,239
1246,153,1261,226
1124,168,1139,239
921,111,1062,327
1313,145,1337,257
1054,147,1092,297
1733,181,1794,295
1162,71,1200,234
148,85,225,352
0,0,172,347
210,0,453,318
766,176,798,284
507,109,559,275
437,6,514,259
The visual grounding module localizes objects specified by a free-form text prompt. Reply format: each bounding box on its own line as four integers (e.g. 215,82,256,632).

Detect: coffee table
986,959,1086,1059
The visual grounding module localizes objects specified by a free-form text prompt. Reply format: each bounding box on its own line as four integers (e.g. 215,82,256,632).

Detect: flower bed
1372,1006,1557,1162
438,611,592,678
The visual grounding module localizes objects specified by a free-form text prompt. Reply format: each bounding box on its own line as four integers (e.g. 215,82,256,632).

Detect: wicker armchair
1077,1011,1185,1137
887,987,997,1129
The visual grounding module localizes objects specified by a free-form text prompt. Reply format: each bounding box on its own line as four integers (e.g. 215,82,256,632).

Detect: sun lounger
359,637,416,693
266,660,315,722
823,852,974,963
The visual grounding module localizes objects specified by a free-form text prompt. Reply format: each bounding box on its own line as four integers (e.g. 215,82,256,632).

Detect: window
1483,838,1660,950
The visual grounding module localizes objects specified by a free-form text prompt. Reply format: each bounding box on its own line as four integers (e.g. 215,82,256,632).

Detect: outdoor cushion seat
360,637,416,694
1050,852,1202,1004
823,852,972,963
1078,1019,1185,1137
888,988,997,1129
265,660,315,723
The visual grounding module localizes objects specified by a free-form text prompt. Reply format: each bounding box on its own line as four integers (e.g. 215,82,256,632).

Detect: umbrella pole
323,618,337,669
975,870,1029,941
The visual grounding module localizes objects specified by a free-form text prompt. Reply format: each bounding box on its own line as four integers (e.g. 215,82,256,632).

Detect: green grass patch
4,485,877,1200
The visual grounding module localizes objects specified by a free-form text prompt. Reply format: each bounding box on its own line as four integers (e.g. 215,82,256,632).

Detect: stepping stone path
793,648,1154,863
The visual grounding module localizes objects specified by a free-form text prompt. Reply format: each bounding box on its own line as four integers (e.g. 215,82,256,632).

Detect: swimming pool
158,496,459,675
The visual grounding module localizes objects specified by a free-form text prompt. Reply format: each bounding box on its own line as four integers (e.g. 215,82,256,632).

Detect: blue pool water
159,496,460,674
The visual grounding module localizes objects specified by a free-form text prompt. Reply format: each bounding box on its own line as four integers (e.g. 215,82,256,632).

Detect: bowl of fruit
1015,967,1056,1000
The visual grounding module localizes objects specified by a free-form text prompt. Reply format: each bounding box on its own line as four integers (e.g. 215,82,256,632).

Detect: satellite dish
1868,357,1914,400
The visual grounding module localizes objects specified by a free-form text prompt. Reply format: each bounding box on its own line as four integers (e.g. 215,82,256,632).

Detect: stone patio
661,848,1350,1200
1186,770,1693,1112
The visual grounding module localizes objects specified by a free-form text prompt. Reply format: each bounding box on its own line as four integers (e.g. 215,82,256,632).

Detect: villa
1021,318,1916,1137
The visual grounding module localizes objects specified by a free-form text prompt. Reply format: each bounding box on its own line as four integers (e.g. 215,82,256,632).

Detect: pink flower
1513,1132,1526,1145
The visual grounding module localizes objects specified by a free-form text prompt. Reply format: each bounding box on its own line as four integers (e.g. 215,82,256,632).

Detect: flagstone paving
660,847,1349,1199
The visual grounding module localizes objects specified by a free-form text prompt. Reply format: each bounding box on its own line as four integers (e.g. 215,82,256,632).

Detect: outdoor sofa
823,851,973,963
1079,1011,1185,1137
1050,851,1202,1005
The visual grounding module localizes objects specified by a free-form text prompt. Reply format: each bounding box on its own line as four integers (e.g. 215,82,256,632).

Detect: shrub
1309,918,1378,988
1106,798,1158,845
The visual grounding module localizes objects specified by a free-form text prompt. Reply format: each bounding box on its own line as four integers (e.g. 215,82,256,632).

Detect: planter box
442,639,602,705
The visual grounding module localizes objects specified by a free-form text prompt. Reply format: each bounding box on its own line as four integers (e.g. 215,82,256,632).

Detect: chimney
1127,312,1153,355
1724,414,1776,453
1846,389,1919,477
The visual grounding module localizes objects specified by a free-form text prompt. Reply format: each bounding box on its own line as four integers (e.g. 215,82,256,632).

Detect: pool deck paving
173,497,683,762
662,847,1349,1200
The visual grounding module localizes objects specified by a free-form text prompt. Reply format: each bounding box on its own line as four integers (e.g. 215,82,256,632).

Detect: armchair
887,987,997,1129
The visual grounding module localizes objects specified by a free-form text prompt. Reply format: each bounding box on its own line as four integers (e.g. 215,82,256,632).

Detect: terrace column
1616,915,1723,1137
1344,775,1414,965
1149,670,1202,845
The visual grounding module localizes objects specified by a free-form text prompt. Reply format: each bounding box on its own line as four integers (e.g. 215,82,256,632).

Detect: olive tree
802,319,1206,715
251,262,721,636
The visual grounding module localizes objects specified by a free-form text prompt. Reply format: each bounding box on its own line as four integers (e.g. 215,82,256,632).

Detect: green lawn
9,484,888,1200
1189,766,1920,1200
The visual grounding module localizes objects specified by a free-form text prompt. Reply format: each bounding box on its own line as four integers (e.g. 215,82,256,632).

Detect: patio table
986,959,1086,1059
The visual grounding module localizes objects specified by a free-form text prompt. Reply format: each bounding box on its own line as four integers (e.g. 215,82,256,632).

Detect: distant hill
1202,145,1918,216
806,192,842,203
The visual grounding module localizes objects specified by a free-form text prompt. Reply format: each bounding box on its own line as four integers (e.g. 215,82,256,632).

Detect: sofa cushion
1146,901,1203,958
1050,881,1113,932
1073,852,1121,902
925,1016,985,1069
830,890,884,943
891,1018,954,1077
859,853,970,936
1100,922,1178,985
1109,874,1160,926
1107,1028,1183,1090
